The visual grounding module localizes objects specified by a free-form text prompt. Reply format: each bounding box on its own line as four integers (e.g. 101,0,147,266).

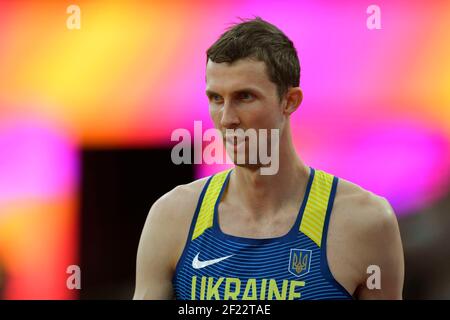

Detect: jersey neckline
212,166,316,244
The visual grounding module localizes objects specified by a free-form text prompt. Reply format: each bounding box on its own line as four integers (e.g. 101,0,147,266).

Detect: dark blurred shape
80,147,194,299
399,189,450,299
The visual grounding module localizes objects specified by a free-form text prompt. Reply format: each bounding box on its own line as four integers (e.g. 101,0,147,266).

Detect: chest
217,201,300,239
174,229,340,300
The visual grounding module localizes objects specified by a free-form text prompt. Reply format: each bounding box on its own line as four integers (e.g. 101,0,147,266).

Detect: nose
220,101,240,128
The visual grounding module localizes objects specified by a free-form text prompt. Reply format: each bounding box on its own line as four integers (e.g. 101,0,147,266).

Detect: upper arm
133,196,177,300
355,197,404,300
132,179,208,300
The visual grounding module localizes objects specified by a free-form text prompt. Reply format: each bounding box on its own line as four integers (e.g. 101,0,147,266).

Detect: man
133,17,404,300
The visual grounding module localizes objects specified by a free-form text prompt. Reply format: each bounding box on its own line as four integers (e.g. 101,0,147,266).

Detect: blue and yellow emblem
288,249,312,277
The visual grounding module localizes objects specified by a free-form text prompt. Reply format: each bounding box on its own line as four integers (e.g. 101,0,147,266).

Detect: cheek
254,104,284,128
209,105,222,125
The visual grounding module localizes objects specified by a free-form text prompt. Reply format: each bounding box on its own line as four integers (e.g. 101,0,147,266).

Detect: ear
283,87,303,115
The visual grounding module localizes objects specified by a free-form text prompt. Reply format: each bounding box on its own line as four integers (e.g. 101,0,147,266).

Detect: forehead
206,58,274,93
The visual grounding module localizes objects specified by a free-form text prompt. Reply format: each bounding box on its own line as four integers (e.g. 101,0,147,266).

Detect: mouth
224,135,246,151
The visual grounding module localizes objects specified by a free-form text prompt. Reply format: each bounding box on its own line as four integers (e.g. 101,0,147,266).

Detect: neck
228,131,310,217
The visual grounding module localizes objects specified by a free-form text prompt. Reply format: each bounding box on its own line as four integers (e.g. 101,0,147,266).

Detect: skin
133,58,404,300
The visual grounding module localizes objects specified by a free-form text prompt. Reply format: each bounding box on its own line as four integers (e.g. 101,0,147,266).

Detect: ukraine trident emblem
288,249,312,277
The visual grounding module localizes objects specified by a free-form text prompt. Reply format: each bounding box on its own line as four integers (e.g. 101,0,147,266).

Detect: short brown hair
206,17,300,100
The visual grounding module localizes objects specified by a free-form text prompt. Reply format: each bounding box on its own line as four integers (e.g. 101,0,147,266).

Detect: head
205,17,302,167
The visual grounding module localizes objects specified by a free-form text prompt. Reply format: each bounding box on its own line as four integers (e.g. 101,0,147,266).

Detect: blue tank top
173,167,353,300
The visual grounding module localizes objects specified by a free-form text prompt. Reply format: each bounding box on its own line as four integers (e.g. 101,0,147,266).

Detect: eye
239,92,253,101
210,94,223,103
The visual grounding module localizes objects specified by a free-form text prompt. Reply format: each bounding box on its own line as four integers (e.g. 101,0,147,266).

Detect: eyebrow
205,87,263,97
205,90,219,97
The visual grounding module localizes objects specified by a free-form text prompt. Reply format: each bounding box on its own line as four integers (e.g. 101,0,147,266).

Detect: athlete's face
206,58,283,131
206,58,299,166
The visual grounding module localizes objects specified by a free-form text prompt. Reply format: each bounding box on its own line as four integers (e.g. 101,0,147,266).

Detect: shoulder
151,177,210,218
333,177,398,239
133,176,212,299
141,176,211,269
329,177,403,294
145,176,211,236
330,177,404,298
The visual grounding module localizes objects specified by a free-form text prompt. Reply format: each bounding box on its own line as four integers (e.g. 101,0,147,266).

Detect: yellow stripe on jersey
192,169,232,240
299,170,334,247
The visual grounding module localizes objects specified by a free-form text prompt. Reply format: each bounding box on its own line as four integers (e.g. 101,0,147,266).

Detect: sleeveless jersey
172,167,353,300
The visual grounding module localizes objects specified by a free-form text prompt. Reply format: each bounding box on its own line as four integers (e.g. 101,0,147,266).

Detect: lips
225,136,244,143
225,135,246,147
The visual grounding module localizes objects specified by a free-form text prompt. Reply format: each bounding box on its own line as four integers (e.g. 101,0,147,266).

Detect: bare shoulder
332,177,398,237
134,177,210,299
151,177,210,221
142,176,210,269
327,177,404,298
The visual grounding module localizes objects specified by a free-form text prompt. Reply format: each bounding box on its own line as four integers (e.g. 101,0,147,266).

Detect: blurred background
0,0,449,299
